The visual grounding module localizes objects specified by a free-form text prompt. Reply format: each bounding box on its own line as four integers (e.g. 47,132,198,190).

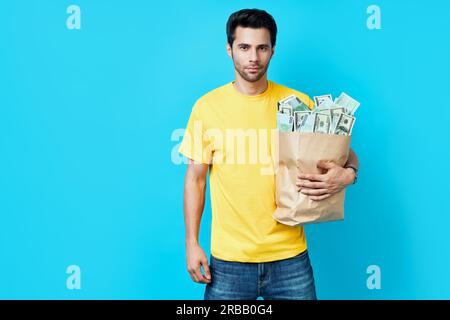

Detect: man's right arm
183,158,211,284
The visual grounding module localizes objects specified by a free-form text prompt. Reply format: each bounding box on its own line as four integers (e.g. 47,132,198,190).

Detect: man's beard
231,52,270,83
235,63,268,82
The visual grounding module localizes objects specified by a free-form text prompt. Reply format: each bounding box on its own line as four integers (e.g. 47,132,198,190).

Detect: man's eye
240,46,248,50
260,47,268,52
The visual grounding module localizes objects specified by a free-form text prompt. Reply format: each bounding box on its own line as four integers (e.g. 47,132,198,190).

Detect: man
178,8,359,300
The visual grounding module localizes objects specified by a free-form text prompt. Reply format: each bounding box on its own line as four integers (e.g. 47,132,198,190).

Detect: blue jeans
204,250,317,300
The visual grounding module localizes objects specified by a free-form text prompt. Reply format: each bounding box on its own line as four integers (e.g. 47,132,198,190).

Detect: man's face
227,26,275,82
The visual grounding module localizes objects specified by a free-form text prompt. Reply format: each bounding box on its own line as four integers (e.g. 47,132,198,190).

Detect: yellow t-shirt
179,79,314,262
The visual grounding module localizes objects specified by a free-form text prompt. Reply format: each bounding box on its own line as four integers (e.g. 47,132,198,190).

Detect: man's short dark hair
226,9,277,48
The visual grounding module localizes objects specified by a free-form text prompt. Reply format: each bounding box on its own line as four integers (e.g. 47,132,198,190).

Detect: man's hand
296,160,355,201
186,240,211,284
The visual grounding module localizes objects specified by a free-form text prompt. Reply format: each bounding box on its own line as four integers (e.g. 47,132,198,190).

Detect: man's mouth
246,66,260,73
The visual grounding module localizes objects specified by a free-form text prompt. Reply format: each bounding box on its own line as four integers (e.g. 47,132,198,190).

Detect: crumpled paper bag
272,131,351,226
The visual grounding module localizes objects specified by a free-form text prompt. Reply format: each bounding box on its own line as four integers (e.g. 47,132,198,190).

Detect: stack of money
276,92,359,135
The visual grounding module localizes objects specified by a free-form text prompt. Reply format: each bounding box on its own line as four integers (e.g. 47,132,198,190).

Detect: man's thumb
202,260,211,280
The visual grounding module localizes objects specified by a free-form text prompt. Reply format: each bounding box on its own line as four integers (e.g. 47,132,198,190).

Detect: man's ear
271,46,276,58
226,43,232,58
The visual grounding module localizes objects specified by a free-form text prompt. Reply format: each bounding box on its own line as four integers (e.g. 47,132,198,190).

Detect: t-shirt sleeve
305,95,315,110
178,100,213,164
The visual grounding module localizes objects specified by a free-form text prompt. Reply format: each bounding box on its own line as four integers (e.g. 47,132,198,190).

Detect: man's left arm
296,147,359,201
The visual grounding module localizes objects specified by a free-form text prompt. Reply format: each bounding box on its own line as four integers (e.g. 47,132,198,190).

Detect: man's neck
232,75,268,96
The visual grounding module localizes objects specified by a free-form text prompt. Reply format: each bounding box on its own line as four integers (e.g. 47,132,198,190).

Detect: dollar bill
277,93,359,135
330,107,345,118
315,100,343,113
314,99,332,111
332,113,356,135
278,95,310,112
313,112,332,134
294,101,310,112
335,92,360,115
314,99,346,128
313,94,333,108
280,104,293,116
277,112,294,132
294,111,311,132
299,112,316,133
330,107,345,129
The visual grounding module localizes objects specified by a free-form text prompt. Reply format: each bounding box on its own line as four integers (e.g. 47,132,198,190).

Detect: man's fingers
202,260,212,281
298,173,327,182
300,188,329,196
310,194,331,201
194,265,210,284
188,264,202,283
193,267,203,283
296,179,327,189
188,270,199,282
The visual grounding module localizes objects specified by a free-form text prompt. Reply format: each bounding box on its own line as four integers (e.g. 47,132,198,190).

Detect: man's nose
249,48,259,62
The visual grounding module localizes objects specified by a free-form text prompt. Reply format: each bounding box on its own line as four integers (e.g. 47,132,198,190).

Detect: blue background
1,0,449,299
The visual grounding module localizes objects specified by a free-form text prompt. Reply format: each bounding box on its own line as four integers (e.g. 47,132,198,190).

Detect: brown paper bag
272,131,351,226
